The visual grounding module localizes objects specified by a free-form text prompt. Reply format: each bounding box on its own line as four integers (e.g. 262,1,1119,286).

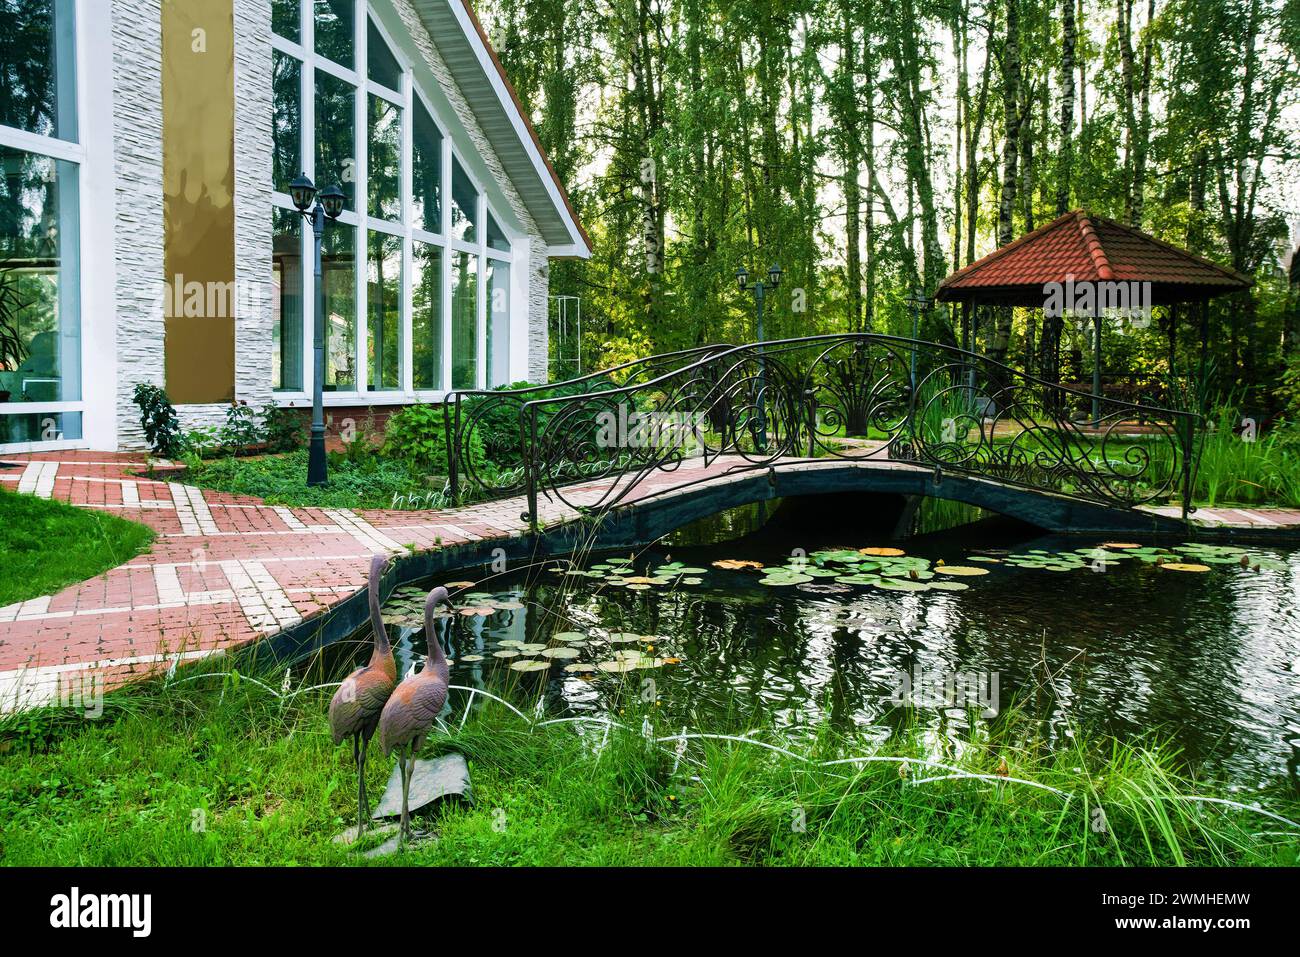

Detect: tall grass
1188,407,1300,508
1,651,1295,866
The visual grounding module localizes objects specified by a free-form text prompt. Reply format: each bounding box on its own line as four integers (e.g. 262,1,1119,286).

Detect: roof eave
417,0,591,259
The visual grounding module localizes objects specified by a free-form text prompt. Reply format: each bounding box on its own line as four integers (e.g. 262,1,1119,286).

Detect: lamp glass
735,265,748,290
320,184,346,219
289,173,316,212
768,263,782,287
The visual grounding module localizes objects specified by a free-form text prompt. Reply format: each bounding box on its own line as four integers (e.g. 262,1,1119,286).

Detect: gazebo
935,209,1251,420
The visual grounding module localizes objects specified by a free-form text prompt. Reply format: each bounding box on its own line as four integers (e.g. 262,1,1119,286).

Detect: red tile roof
936,210,1252,305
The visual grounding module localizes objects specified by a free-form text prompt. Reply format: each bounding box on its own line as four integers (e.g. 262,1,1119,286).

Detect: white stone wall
110,0,164,450
111,0,551,450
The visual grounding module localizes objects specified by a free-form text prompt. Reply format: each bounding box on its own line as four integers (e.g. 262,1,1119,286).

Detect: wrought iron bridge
444,335,1201,533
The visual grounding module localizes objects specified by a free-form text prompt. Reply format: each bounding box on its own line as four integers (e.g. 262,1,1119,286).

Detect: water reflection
363,510,1300,791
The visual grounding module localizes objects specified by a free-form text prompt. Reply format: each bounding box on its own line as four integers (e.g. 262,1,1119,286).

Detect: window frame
271,0,517,405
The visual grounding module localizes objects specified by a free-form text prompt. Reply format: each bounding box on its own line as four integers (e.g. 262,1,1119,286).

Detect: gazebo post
1092,305,1103,427
1198,296,1210,402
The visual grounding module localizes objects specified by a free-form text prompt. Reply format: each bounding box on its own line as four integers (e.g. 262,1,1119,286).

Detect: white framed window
0,0,83,450
271,0,516,403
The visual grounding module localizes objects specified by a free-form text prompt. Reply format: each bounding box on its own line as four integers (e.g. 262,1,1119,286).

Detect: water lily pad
626,583,652,591
837,574,882,585
540,646,581,659
509,659,551,672
444,581,476,589
492,649,521,658
491,600,526,610
554,631,587,642
607,632,643,643
928,580,970,591
966,556,1001,563
516,642,547,653
934,565,989,577
1099,542,1142,549
875,579,931,592
712,559,764,570
597,658,640,673
760,574,813,586
1159,562,1211,572
563,663,597,673
683,577,704,585
459,654,484,662
458,606,496,616
498,639,524,647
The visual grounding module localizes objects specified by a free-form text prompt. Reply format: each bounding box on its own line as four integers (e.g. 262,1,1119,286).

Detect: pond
358,498,1300,791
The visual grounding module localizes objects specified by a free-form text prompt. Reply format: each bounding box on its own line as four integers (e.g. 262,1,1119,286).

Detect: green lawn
0,486,154,607
1,654,1295,866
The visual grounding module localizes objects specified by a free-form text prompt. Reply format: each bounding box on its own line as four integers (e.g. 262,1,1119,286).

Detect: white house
0,0,589,452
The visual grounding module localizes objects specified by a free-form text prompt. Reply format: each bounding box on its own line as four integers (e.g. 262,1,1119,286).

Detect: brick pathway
3,449,1298,711
0,450,745,711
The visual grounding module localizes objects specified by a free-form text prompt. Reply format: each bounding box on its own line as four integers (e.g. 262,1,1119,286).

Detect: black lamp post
289,173,345,486
736,262,782,451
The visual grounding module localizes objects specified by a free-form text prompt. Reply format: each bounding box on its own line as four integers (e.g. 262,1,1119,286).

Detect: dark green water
368,500,1300,791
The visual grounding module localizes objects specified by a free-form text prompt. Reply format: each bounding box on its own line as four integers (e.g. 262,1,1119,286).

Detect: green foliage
131,383,184,457
1,656,1295,866
221,401,261,455
1187,406,1300,507
0,486,154,606
260,404,303,453
183,449,444,510
384,404,484,477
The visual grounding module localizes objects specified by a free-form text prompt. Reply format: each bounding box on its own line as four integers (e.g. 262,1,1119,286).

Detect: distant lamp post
904,288,933,390
736,262,782,450
289,173,346,486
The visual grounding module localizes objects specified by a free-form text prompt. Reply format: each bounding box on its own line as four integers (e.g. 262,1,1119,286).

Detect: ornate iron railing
448,334,1201,528
443,343,736,501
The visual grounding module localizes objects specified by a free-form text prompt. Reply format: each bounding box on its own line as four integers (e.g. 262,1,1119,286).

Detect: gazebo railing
498,334,1200,527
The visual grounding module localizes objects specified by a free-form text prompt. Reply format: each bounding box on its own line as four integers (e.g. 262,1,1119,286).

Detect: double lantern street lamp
736,262,782,452
288,173,346,487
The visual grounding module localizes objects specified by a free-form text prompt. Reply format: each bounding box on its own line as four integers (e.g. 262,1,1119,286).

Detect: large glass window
366,230,400,391
451,252,477,389
486,260,510,388
315,70,355,210
0,146,80,405
412,241,441,390
0,0,77,142
367,18,401,90
272,208,303,391
450,156,477,243
270,3,515,402
314,0,354,68
368,94,400,221
322,222,356,390
272,51,301,194
412,99,441,234
271,0,300,42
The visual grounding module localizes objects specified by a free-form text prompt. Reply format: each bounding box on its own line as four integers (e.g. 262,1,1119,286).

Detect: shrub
132,383,184,457
260,404,303,452
383,403,484,477
220,401,261,455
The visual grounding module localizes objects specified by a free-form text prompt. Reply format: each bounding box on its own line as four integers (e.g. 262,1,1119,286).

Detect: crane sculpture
328,553,398,839
378,585,451,844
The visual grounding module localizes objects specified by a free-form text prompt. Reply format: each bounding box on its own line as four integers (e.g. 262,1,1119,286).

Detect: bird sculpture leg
358,735,370,821
398,745,413,844
353,734,366,838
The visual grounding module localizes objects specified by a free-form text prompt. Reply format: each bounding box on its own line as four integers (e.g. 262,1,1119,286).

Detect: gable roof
936,209,1251,306
407,0,591,258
